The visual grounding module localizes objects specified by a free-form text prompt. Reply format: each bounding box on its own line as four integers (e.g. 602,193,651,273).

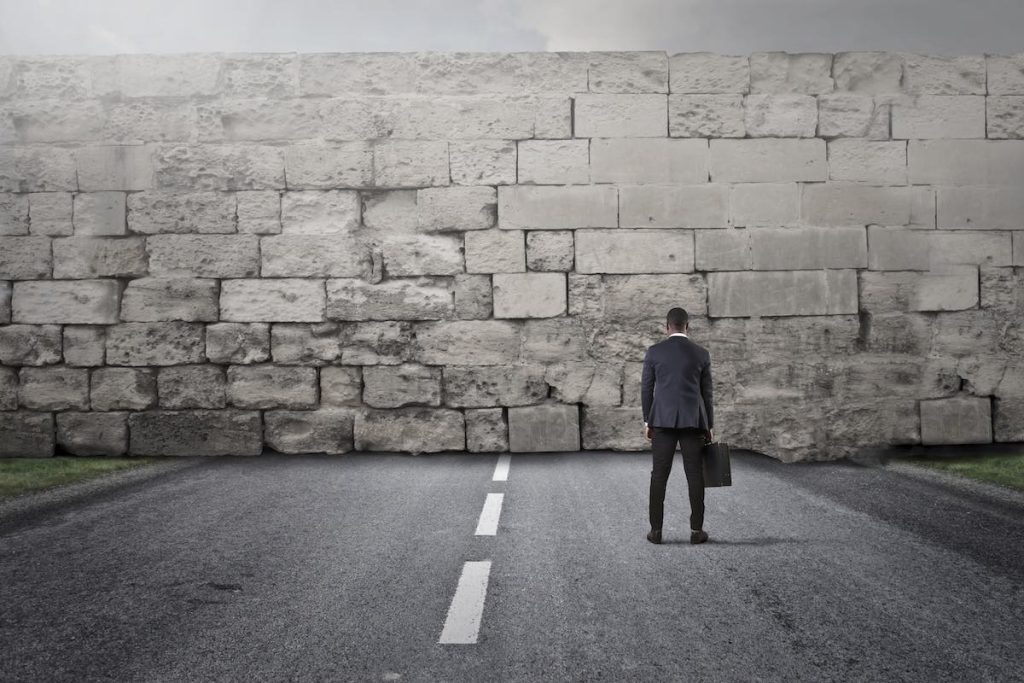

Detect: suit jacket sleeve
700,354,714,430
641,348,655,424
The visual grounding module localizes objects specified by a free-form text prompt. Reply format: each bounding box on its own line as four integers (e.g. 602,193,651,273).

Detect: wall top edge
0,50,1020,59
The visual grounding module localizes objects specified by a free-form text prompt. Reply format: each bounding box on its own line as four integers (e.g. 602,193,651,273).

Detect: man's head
666,307,688,333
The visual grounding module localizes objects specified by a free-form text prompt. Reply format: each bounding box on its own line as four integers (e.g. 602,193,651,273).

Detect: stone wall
0,51,1022,461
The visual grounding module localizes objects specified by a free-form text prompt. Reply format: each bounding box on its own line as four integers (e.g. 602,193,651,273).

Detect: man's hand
644,424,652,441
705,428,714,443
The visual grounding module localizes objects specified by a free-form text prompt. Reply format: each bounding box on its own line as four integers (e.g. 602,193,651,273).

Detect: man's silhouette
641,307,714,545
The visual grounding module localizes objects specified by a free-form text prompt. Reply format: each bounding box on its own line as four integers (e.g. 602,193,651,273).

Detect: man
641,307,714,546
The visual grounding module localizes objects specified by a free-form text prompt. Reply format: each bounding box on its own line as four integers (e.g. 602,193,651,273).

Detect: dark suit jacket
641,334,714,430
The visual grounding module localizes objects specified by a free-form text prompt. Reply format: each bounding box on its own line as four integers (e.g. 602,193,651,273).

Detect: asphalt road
1,451,1022,682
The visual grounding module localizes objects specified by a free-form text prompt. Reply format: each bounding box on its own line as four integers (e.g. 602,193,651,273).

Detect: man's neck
669,331,688,337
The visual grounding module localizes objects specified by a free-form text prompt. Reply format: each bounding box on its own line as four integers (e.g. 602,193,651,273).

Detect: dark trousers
649,427,706,532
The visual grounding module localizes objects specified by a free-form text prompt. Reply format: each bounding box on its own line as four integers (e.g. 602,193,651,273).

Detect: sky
0,0,1021,56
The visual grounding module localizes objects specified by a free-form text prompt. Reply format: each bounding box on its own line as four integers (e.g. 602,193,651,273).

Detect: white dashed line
474,493,504,536
438,560,492,644
492,454,511,482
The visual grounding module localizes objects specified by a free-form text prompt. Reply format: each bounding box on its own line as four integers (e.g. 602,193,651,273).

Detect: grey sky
0,0,1021,55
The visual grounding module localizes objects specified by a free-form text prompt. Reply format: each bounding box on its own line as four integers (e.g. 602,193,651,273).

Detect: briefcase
702,441,732,487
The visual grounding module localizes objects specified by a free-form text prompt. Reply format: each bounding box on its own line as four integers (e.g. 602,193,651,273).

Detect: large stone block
103,54,221,97
453,273,493,319
572,94,666,137
265,409,354,454
827,140,906,184
0,325,61,366
669,53,749,93
320,366,362,407
908,140,1024,186
18,366,89,410
581,406,647,450
0,147,77,193
90,367,157,411
270,322,344,365
833,52,903,93
127,191,235,234
0,236,51,279
226,365,317,409
749,53,834,94
708,270,858,317
339,321,415,366
220,54,298,98
237,191,282,234
709,139,826,182
205,322,270,364
729,183,800,227
381,234,464,277
994,398,1024,442
987,54,1024,95
75,145,154,191
443,365,546,408
571,274,708,321
261,234,370,278
619,185,728,228
105,322,205,366
493,272,566,319
588,52,667,93
519,317,590,364
56,411,127,456
465,408,508,453
544,362,622,405
449,140,517,186
891,95,985,139
0,412,54,457
221,278,326,322
575,229,694,273
937,187,1024,230
589,138,708,184
901,54,986,95
362,363,441,408
12,280,120,324
29,192,73,236
282,141,373,189
517,140,589,185
866,227,1012,271
372,140,449,187
749,227,868,270
119,278,218,322
498,186,617,230
668,95,744,137
817,94,890,139
911,266,979,312
417,186,497,232
695,230,750,271
802,184,933,227
281,190,360,234
0,193,29,235
128,409,263,456
743,94,818,137
920,396,992,445
465,230,525,273
157,365,226,409
195,99,323,142
72,192,126,236
508,404,580,452
354,407,465,453
0,367,16,410
52,237,147,278
526,231,574,271
987,96,1024,139
153,144,285,191
413,320,521,366
146,234,259,278
326,278,453,321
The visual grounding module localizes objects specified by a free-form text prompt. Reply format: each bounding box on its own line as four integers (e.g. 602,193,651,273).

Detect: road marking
492,454,511,481
474,493,504,536
439,560,492,644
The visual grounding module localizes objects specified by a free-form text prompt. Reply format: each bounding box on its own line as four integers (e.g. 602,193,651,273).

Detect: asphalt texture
1,451,1022,682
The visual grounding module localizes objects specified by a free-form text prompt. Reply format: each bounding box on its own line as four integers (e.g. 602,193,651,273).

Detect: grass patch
908,451,1024,492
0,457,157,500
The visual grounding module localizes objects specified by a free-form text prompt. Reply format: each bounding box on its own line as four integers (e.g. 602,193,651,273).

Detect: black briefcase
702,441,732,487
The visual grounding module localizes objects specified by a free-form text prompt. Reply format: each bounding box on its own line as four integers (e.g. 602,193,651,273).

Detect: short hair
666,307,688,329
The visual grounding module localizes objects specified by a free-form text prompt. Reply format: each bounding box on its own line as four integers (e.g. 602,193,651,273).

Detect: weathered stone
920,396,992,445
260,234,370,278
443,365,546,408
28,192,73,236
465,408,508,452
802,184,933,227
157,365,226,409
817,94,890,139
226,365,317,409
590,138,707,184
72,192,126,236
588,52,667,93
465,230,525,273
517,140,589,185
416,186,497,232
281,190,360,234
574,94,666,137
52,237,147,278
282,141,373,189
453,273,493,319
827,140,906,184
581,406,647,450
526,231,574,272
221,279,326,322
708,270,858,317
0,367,17,410
519,317,590,364
668,95,744,137
146,235,259,278
354,407,464,453
864,228,1013,272
695,229,751,271
120,278,218,322
75,145,154,191
0,236,51,279
901,54,986,94
987,54,1024,95
575,229,694,274
381,234,464,277
498,185,617,230
987,96,1024,139
911,266,979,312
0,325,62,366
571,274,708,321
749,53,834,94
236,191,281,234
0,412,55,457
508,404,580,452
129,410,263,456
744,94,818,137
1015,233,1024,267
101,54,221,97
18,366,88,410
994,398,1024,442
326,278,452,321
729,183,800,227
362,363,442,408
195,99,323,142
619,185,728,228
372,140,449,187
0,193,29,235
669,53,749,93
493,272,566,319
908,140,1024,186
127,191,235,234
265,409,354,454
710,139,826,182
221,54,298,98
339,321,414,365
0,280,9,323
153,144,285,191
105,322,205,366
0,147,77,193
320,366,362,407
833,52,903,93
361,190,418,232
205,322,270,364
12,280,120,324
90,367,157,410
544,362,622,405
270,322,344,365
413,320,520,366
891,95,985,139
749,227,867,270
937,187,1024,230
56,411,127,456
449,140,516,185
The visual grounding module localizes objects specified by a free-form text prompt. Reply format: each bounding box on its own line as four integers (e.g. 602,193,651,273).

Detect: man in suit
641,307,714,545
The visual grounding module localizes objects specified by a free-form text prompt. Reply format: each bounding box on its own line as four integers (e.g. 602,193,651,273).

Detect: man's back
641,335,713,431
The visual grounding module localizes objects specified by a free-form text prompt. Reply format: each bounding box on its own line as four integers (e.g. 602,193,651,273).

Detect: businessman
641,307,714,545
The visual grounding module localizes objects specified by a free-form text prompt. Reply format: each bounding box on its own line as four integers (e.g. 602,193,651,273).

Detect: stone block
743,94,818,137
908,140,1024,186
590,138,708,184
28,192,73,236
417,187,497,232
129,410,263,456
261,234,370,278
12,280,120,324
526,231,574,272
0,412,54,457
75,145,154,191
994,398,1024,442
221,279,326,322
220,53,298,98
0,236,51,279
588,52,667,93
988,96,1024,139
320,366,362,407
443,365,546,408
0,193,29,235
508,404,580,452
573,94,666,137
988,54,1024,95
517,140,589,185
581,406,647,450
372,140,449,188
104,323,200,369
282,141,372,190
575,229,694,274
817,94,890,138
498,185,617,230
236,191,281,234
833,52,903,93
157,365,226,409
0,147,77,193
544,362,622,405
465,408,508,453
891,96,985,139
226,365,317,409
339,321,415,366
669,53,749,93
127,191,236,234
205,322,270,364
72,192,126,237
729,183,800,227
668,94,744,137
449,140,517,186
493,272,566,319
270,322,344,365
911,266,979,312
901,54,986,94
709,139,826,182
90,367,157,411
281,190,360,234
519,317,590,364
326,278,452,321
362,363,441,408
18,367,89,410
146,234,259,278
749,227,867,270
0,280,8,323
708,270,858,317
52,237,147,278
413,320,521,366
695,229,751,271
354,407,465,454
104,54,221,97
0,325,61,366
937,187,1024,230
153,144,285,192
1015,233,1024,267
867,227,1012,271
465,230,525,273
56,411,127,456
802,184,933,227
195,99,322,142
265,409,354,454
381,234,463,277
454,273,493,319
361,190,418,232
827,140,906,184
619,185,728,228
749,53,834,94
119,278,218,322
920,396,992,445
572,274,708,321
0,367,16,410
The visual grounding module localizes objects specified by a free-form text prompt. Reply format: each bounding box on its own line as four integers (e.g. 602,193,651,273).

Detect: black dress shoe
690,530,709,545
646,529,662,544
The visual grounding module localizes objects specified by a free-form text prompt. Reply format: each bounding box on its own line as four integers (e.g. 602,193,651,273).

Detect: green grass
0,457,157,500
907,451,1024,491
